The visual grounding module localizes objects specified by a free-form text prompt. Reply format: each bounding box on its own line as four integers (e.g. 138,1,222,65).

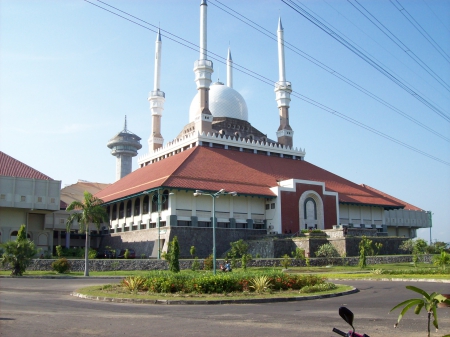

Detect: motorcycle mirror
338,307,355,332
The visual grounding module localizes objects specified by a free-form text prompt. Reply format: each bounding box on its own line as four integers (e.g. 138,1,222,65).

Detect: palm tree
390,285,450,337
66,191,108,276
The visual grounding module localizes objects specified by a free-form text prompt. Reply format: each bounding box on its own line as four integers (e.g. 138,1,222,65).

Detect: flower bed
121,272,326,294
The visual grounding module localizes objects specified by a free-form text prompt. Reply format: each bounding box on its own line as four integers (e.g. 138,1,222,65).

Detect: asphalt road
0,278,449,337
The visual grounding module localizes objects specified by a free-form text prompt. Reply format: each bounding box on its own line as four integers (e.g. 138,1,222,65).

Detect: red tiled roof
0,151,53,180
359,184,423,211
95,146,406,208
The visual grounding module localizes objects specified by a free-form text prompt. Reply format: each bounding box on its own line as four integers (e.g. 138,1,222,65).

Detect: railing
149,90,165,98
194,59,213,68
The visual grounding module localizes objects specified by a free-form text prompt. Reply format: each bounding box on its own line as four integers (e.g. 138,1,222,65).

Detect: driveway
0,278,449,336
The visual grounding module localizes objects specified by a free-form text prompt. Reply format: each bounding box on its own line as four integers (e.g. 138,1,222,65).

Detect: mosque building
96,0,430,258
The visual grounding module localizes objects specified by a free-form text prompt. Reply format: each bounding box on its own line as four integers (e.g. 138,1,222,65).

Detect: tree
390,285,450,337
1,224,37,276
190,245,196,259
66,191,108,277
163,236,180,273
227,239,249,269
359,236,373,269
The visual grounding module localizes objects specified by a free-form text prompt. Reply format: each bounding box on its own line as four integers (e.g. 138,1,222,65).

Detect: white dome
189,82,248,122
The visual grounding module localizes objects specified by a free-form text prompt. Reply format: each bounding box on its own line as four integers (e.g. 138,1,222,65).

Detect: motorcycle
332,307,370,337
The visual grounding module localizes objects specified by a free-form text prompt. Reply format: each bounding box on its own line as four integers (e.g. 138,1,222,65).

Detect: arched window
304,197,317,220
151,194,158,213
126,200,132,217
134,197,140,216
106,205,110,217
142,195,149,214
112,204,117,220
119,202,124,219
162,190,169,211
10,230,18,241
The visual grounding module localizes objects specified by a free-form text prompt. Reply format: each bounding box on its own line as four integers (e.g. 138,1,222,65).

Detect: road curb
328,278,450,283
70,286,359,305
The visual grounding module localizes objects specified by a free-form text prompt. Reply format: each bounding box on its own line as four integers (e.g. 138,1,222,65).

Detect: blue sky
1,0,449,243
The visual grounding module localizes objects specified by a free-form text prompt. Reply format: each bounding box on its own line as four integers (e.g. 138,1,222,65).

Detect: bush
315,243,339,258
51,258,70,273
191,257,200,271
241,253,252,271
124,249,130,259
291,247,305,260
56,245,63,258
281,254,291,269
141,272,326,294
299,282,337,293
203,255,213,271
88,248,97,259
162,236,180,273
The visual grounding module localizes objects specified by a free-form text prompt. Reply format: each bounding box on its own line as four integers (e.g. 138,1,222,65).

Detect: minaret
275,17,294,148
107,116,142,181
193,0,214,135
227,47,232,88
148,29,165,152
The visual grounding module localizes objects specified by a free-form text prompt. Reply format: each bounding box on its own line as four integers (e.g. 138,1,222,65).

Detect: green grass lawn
1,262,448,279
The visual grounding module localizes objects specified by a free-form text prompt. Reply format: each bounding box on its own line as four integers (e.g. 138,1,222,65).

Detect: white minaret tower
275,17,294,148
148,29,165,152
193,0,214,135
226,47,233,88
107,116,142,181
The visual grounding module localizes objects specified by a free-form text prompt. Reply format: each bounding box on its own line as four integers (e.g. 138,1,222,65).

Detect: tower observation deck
107,116,142,181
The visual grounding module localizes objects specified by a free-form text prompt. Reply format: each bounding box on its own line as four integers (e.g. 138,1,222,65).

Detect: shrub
142,272,326,294
280,254,291,269
163,236,180,273
124,249,130,259
299,282,337,293
140,254,146,259
291,247,305,260
359,236,373,268
241,253,252,271
190,246,196,258
56,245,63,258
315,243,339,258
88,248,97,259
249,275,271,294
191,257,200,271
203,255,213,271
433,251,450,270
51,258,70,273
121,276,146,293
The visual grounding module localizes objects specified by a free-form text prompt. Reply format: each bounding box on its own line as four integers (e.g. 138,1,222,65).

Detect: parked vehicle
332,307,370,337
104,250,116,259
117,249,136,259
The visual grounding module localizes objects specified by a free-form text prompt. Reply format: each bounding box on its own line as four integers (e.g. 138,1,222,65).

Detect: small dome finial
124,115,127,132
278,17,283,31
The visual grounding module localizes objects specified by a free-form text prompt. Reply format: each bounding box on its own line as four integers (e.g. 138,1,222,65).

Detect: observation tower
107,116,142,181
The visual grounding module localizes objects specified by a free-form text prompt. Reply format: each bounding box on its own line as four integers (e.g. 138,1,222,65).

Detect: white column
277,17,286,83
200,0,207,60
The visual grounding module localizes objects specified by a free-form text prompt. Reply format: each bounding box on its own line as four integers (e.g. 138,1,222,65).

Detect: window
271,203,275,209
37,197,43,203
143,195,149,213
0,194,5,200
20,196,26,202
126,200,132,217
59,218,65,225
51,198,55,203
162,190,169,210
119,202,124,219
134,198,140,216
265,204,270,210
112,204,117,220
177,220,192,227
151,194,158,213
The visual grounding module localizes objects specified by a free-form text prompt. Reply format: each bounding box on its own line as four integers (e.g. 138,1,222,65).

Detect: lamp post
193,189,237,275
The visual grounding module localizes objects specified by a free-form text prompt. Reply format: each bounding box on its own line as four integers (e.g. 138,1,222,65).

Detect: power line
282,0,450,123
209,0,450,142
82,0,450,166
390,0,450,64
348,0,450,92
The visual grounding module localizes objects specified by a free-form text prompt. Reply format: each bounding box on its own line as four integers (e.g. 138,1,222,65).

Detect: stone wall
100,227,267,259
19,254,432,272
246,235,409,258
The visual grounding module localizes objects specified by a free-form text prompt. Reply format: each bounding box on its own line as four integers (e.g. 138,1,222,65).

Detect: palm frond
406,285,431,299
